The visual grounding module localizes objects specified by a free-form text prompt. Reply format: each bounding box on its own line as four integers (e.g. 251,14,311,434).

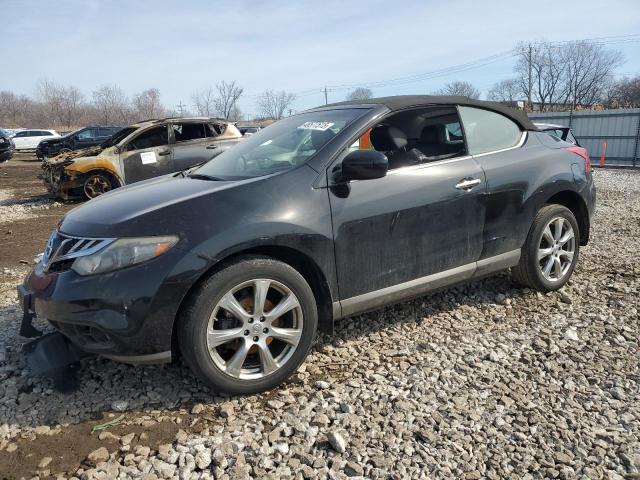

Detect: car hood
59,174,246,238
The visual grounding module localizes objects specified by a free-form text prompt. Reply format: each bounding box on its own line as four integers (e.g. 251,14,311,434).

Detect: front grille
42,231,115,273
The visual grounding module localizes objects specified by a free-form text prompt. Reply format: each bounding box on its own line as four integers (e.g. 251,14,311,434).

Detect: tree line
0,78,298,129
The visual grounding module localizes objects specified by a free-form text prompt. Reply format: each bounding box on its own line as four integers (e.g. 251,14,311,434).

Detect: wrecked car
19,96,595,394
42,117,243,200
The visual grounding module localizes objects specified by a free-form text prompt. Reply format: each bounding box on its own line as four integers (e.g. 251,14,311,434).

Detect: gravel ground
0,169,638,479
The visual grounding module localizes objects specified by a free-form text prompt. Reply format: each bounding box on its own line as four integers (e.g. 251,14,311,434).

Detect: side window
444,122,463,144
205,123,227,138
172,123,206,142
98,127,115,137
458,106,522,155
76,129,93,140
15,131,27,137
30,131,43,136
127,126,167,151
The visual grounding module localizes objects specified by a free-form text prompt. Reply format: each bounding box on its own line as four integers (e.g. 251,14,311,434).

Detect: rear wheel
512,204,579,291
178,256,318,394
83,172,114,199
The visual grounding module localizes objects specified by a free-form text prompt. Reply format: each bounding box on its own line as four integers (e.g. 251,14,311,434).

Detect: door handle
158,149,171,156
206,144,218,150
455,178,482,190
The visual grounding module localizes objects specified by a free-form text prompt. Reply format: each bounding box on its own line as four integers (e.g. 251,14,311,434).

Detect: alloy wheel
537,216,575,282
206,278,304,380
84,174,111,198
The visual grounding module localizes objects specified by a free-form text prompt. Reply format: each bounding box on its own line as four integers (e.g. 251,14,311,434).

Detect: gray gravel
0,169,638,479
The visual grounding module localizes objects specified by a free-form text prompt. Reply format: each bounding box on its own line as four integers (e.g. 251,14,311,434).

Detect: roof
320,95,537,130
130,116,230,127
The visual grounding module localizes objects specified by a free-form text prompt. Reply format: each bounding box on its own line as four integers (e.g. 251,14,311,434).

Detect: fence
529,108,640,168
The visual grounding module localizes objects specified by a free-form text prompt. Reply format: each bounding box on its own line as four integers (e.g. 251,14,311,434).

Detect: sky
2,0,639,117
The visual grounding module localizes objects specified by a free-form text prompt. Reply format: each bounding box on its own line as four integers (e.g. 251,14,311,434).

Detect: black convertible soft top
320,95,536,131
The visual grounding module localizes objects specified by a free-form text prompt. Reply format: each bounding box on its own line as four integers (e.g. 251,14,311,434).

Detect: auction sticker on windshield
298,122,335,131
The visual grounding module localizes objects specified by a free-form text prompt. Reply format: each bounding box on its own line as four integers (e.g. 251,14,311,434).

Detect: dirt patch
0,412,186,479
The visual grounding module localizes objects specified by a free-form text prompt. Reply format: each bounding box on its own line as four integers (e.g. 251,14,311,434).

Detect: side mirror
339,149,388,182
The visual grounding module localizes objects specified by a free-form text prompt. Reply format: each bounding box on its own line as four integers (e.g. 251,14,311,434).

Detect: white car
11,129,60,150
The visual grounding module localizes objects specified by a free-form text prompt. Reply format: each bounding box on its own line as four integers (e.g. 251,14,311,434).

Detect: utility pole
324,87,328,105
527,43,533,111
176,101,186,116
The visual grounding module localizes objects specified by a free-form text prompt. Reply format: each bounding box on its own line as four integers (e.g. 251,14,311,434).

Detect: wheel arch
171,245,335,359
544,190,590,245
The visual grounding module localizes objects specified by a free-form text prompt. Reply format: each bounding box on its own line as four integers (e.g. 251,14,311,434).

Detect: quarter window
458,106,522,155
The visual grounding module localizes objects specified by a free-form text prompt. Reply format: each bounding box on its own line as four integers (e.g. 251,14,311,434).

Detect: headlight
71,235,178,275
0,138,6,144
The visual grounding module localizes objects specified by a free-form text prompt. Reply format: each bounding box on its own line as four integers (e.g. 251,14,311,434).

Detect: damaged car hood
49,145,105,162
59,174,246,238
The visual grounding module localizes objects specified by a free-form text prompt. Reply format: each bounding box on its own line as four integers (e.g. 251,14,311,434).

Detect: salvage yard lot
0,157,638,479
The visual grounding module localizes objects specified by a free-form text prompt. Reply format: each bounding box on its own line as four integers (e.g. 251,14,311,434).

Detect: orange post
359,129,372,150
599,141,607,167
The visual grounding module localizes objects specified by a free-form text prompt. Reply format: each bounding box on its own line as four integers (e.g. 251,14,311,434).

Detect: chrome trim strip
337,249,521,319
102,350,172,365
385,155,473,176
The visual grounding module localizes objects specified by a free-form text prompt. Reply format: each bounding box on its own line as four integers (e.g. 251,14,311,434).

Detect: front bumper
41,161,83,200
0,147,13,162
17,246,210,363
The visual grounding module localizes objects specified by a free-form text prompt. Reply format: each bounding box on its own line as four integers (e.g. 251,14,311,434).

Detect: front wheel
83,172,113,199
178,256,318,394
512,204,580,291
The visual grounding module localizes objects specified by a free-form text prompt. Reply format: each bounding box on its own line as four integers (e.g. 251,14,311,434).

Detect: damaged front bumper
41,159,83,200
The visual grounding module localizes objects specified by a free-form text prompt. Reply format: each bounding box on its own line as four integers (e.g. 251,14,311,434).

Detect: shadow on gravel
0,271,528,430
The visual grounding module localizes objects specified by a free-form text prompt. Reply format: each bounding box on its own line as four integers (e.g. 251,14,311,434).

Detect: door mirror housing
339,149,388,182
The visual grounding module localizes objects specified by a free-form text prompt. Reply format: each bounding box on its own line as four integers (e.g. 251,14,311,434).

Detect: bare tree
256,90,296,119
0,91,34,127
92,85,130,125
487,78,522,103
35,78,65,126
514,41,566,111
514,40,623,111
346,87,373,101
559,41,624,109
191,87,216,116
59,86,85,128
214,81,244,119
433,81,480,99
132,88,164,121
606,76,640,108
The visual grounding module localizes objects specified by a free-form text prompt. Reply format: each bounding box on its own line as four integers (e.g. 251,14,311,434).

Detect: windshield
194,109,366,180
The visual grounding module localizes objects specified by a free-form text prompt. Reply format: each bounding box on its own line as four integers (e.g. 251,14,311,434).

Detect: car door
170,122,212,171
119,125,174,184
457,106,532,259
74,128,97,149
203,122,240,158
328,115,486,309
12,131,29,149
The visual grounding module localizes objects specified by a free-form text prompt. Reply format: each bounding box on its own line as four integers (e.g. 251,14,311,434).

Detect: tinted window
172,123,206,142
14,131,28,137
458,106,522,155
127,126,167,150
76,129,94,140
98,127,117,137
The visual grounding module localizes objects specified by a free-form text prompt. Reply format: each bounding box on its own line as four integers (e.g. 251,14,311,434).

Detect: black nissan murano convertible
19,96,596,394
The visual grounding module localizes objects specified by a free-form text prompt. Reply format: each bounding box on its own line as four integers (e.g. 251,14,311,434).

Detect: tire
512,204,580,292
83,171,114,199
178,255,318,394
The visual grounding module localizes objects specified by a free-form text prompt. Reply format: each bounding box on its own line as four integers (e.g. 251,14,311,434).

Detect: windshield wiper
187,173,226,181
